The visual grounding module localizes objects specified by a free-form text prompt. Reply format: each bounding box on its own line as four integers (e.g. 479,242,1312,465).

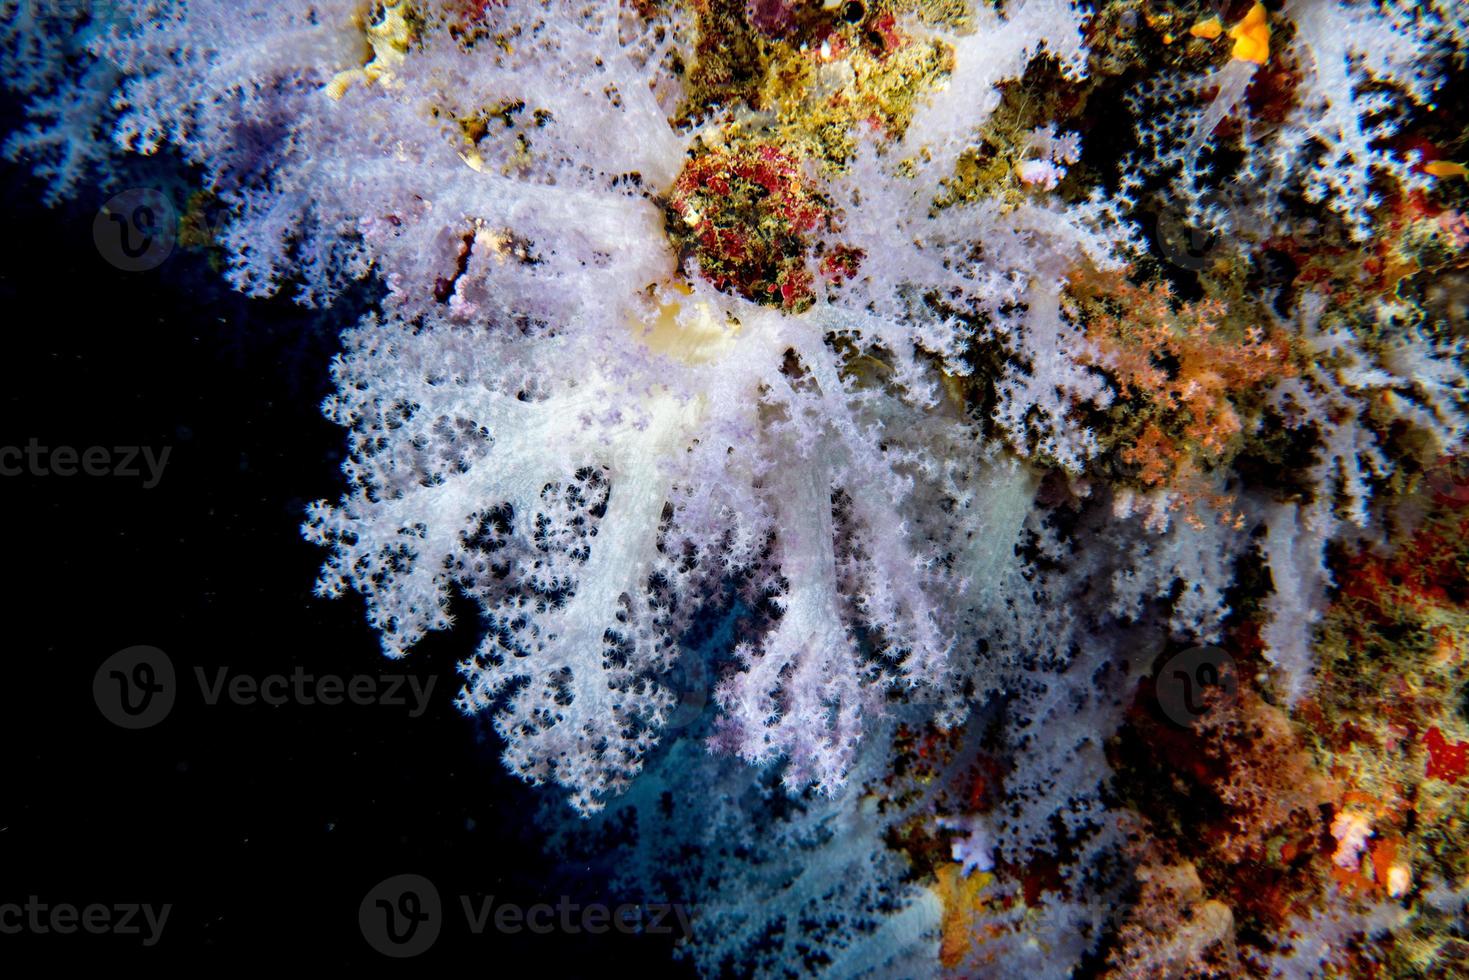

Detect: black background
0,154,694,971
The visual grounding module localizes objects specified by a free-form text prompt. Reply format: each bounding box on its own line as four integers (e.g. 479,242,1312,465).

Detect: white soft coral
54,0,1139,815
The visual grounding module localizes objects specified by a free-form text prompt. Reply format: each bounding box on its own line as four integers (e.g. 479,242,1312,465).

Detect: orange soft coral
1067,270,1295,522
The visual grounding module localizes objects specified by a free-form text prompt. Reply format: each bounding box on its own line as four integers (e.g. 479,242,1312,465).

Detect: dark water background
0,151,692,971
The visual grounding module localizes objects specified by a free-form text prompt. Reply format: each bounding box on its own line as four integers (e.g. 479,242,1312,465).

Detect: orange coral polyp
1229,3,1270,65
1190,16,1224,41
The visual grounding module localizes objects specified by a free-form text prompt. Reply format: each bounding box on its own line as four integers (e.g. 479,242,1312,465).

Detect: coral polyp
667,141,835,311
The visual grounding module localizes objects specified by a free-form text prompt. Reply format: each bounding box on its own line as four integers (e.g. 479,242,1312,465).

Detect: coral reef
6,0,1467,974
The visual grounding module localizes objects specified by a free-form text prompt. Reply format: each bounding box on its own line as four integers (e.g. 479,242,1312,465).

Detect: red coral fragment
1424,727,1468,783
868,11,902,53
745,0,797,37
669,142,831,311
819,244,864,283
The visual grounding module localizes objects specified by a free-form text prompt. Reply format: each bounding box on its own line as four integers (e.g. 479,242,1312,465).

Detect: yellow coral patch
932,863,994,970
1190,15,1223,41
1228,3,1270,65
635,282,741,364
327,0,414,100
